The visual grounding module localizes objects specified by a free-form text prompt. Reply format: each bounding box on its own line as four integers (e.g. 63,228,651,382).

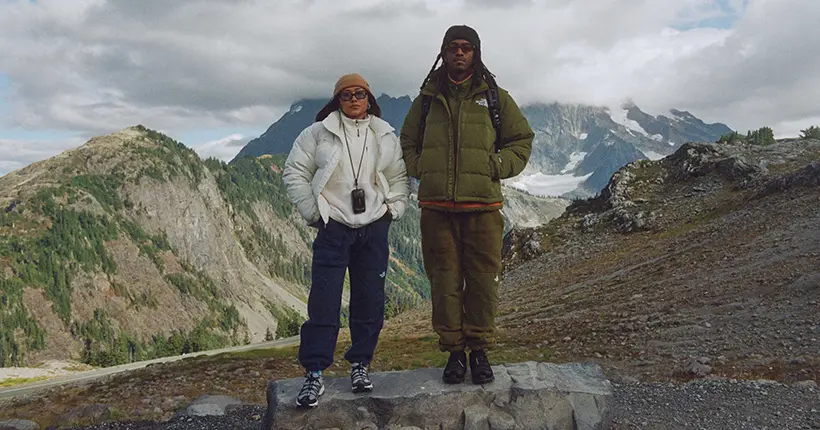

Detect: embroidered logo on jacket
475,98,488,107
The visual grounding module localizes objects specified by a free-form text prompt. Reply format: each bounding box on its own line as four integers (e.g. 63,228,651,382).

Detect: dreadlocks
419,49,498,93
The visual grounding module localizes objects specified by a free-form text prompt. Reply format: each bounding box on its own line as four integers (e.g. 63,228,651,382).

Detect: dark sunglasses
339,89,368,101
445,42,474,54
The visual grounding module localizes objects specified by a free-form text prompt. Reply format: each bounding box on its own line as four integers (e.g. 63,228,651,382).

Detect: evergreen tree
716,131,743,144
800,125,820,140
745,126,776,146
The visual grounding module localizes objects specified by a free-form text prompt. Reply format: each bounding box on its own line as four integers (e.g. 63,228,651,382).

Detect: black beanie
441,25,480,52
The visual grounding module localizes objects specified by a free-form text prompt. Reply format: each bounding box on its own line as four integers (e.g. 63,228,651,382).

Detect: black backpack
416,84,502,153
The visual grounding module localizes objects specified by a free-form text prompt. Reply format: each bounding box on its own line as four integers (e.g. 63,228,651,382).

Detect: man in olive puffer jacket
400,25,534,385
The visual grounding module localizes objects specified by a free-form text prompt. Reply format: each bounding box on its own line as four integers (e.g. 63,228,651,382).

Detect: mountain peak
79,125,150,150
231,95,414,162
668,109,696,120
620,98,638,110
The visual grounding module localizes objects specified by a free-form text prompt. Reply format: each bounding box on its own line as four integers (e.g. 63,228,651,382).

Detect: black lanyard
340,115,368,189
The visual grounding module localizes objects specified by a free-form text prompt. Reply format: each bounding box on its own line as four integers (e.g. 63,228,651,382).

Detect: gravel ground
60,405,266,429
59,380,819,430
610,378,820,429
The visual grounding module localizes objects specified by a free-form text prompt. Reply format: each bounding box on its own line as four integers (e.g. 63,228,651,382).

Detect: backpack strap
416,94,433,152
486,85,502,153
417,86,502,153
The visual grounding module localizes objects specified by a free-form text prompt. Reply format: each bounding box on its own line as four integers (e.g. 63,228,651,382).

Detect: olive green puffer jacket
400,74,534,205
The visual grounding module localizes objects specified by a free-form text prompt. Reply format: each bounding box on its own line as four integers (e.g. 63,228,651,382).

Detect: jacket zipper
453,97,464,203
438,92,457,207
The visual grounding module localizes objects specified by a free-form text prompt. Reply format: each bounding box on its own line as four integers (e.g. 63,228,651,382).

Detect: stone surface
263,361,612,430
181,395,243,417
795,380,818,389
0,419,40,430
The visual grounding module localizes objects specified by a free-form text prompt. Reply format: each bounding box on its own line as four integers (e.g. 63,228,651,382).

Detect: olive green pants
420,208,503,352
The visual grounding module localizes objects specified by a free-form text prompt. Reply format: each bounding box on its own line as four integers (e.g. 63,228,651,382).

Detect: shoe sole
442,375,466,384
295,385,325,408
472,375,495,385
352,383,373,393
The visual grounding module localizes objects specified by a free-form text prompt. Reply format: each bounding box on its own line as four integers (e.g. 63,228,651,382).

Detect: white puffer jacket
283,110,410,225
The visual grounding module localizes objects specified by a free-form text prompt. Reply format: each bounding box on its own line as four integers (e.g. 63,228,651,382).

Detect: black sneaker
442,350,467,384
469,349,494,384
350,362,373,393
295,371,324,408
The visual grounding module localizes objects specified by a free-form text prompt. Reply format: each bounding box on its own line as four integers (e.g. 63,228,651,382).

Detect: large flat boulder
262,361,612,430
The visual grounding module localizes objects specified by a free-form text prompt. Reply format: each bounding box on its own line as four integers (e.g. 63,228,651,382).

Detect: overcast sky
1,0,818,175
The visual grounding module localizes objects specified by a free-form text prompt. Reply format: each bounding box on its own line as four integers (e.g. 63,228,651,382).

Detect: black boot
469,349,494,384
442,350,467,384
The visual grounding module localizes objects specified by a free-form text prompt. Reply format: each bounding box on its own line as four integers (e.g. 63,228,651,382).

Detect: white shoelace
351,363,369,384
299,372,323,399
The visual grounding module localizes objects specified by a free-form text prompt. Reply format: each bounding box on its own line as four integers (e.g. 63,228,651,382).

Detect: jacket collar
321,110,394,140
420,69,489,98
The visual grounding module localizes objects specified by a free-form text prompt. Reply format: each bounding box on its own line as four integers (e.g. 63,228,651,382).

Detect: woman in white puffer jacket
283,73,409,408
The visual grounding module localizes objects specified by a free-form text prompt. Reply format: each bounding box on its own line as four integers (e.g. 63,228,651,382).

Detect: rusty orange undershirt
418,200,503,210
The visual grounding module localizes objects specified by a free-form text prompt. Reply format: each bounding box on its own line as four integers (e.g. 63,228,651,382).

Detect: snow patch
650,134,664,142
561,152,588,174
292,104,303,113
507,172,592,197
669,110,684,122
644,151,666,161
610,107,649,137
579,132,588,140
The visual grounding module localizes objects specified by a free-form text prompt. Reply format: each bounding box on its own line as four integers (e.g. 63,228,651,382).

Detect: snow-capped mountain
505,101,731,197
234,97,731,198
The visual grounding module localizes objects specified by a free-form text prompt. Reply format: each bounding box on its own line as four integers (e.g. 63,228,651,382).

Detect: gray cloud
190,134,248,162
0,0,817,148
661,0,820,134
0,137,88,175
462,0,534,9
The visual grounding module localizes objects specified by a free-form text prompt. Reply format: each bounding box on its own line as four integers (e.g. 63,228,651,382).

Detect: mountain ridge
233,95,732,198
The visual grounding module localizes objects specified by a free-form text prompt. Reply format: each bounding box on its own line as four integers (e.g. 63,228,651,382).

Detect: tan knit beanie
333,73,371,96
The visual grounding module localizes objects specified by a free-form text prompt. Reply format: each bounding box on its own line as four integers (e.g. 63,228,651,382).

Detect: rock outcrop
263,361,612,430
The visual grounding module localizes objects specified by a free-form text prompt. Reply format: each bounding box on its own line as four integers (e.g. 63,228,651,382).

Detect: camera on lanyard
351,188,366,214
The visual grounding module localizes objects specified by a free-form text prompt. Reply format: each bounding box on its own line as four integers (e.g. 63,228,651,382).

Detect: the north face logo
475,98,488,107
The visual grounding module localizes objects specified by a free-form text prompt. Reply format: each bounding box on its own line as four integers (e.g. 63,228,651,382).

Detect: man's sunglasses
340,90,368,101
445,42,474,54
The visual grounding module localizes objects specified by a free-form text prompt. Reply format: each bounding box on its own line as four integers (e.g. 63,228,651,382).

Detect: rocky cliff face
500,186,569,232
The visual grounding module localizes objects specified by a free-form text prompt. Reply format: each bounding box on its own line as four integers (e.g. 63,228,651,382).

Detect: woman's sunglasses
340,90,368,102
